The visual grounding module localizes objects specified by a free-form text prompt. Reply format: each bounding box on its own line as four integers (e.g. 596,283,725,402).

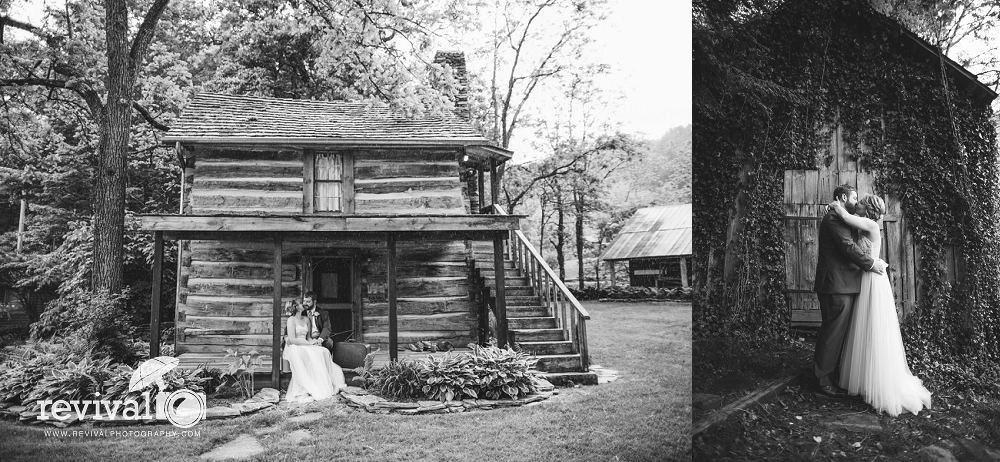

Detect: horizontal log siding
353,153,467,215
190,150,303,214
176,238,478,356
176,240,300,355
361,239,477,348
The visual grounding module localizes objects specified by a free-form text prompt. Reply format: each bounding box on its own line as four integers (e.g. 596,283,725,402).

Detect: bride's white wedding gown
840,235,932,416
283,318,346,402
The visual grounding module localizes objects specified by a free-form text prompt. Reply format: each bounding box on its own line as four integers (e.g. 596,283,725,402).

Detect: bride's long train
840,246,932,416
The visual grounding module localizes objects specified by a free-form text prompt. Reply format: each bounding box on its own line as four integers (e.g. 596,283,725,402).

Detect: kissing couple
812,184,932,416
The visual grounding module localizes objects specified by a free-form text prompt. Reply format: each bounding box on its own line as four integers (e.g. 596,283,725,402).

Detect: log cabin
139,52,596,386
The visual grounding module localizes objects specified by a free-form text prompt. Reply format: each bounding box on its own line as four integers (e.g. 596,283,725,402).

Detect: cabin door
307,256,358,343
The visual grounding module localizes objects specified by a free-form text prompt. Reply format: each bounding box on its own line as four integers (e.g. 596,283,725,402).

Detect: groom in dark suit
301,291,335,353
812,184,887,397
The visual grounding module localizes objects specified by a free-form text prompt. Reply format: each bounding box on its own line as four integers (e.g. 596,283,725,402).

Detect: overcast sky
593,0,692,137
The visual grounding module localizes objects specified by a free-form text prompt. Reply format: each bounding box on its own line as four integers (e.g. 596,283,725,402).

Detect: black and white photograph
0,0,690,460
693,0,1000,460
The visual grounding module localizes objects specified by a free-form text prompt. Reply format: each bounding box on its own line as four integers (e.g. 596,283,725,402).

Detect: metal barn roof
600,204,692,261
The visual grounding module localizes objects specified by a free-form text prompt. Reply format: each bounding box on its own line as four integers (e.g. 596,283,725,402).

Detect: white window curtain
315,153,343,212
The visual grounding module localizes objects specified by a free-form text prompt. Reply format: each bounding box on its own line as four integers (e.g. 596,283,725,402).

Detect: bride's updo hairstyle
859,194,886,221
285,299,302,316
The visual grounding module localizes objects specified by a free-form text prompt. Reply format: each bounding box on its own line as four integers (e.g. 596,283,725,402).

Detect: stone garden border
338,377,557,415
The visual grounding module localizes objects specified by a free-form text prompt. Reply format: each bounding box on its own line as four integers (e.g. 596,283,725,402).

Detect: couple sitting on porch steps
283,291,346,402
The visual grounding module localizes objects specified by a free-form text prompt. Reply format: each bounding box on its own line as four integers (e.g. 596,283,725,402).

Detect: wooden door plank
819,166,834,203
792,170,807,206
805,170,819,205
802,219,818,291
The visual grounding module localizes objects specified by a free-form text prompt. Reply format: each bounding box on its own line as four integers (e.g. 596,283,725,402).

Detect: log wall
174,238,478,356
173,147,479,357
190,149,303,215
360,240,477,349
352,150,469,215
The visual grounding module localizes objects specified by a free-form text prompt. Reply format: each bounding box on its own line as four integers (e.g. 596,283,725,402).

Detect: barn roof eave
882,15,998,105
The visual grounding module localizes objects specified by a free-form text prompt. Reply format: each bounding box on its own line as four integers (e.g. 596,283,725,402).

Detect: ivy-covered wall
694,0,1000,366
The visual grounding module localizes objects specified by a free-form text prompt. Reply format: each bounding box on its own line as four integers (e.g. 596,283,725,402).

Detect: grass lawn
0,300,690,462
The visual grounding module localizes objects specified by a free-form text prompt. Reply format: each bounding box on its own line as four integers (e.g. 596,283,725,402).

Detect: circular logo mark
163,389,206,428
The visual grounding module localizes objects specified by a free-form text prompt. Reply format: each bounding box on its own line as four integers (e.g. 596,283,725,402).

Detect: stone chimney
434,51,470,121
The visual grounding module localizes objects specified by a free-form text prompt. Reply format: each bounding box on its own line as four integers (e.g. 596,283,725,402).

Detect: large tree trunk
574,189,585,291
722,162,752,295
538,192,547,259
92,0,134,293
554,191,566,282
91,0,170,293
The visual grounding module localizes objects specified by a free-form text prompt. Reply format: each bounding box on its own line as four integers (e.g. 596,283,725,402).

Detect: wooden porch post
680,257,689,289
149,231,163,359
609,261,616,289
272,233,283,388
388,233,398,362
490,159,499,212
478,169,485,213
493,232,508,347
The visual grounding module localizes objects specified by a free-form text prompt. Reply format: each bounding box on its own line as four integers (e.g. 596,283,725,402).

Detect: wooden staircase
470,219,597,385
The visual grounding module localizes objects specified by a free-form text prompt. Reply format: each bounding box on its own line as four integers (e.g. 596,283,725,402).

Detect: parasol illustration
128,356,180,393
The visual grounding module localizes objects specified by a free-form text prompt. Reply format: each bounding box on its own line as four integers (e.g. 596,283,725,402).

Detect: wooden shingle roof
600,204,692,261
163,93,508,156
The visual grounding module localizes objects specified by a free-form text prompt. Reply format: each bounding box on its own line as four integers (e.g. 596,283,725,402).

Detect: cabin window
304,150,354,213
315,152,344,212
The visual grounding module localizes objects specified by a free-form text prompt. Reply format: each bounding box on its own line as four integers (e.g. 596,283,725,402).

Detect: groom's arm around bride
812,185,886,396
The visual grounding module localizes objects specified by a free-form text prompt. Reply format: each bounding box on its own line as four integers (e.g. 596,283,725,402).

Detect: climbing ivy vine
694,0,1000,376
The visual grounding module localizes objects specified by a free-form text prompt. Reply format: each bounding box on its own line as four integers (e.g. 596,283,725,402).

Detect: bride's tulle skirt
840,270,932,416
283,343,346,402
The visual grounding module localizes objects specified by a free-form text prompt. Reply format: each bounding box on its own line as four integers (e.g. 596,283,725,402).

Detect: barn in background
601,204,692,288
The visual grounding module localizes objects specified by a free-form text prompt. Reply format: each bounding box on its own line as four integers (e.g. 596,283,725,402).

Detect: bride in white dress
283,300,346,402
829,195,932,416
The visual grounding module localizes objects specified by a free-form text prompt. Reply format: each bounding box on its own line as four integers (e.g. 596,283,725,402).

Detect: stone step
509,316,557,330
518,340,573,355
513,328,565,342
536,371,598,386
533,354,584,373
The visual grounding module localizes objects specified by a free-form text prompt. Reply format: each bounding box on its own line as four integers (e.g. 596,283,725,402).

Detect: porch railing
492,205,590,370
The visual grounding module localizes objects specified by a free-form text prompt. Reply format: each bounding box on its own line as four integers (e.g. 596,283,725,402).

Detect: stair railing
492,205,590,370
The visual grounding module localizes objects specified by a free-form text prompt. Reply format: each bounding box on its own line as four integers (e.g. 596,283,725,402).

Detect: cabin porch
140,213,521,387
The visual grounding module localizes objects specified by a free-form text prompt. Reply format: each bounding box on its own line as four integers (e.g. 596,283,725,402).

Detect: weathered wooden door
305,256,360,343
783,127,918,327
